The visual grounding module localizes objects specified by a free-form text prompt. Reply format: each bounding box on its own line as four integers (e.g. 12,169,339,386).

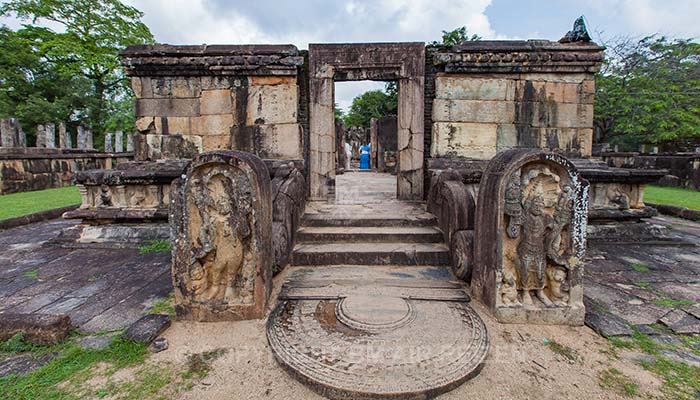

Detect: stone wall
0,149,132,195
601,152,700,190
121,45,305,162
427,41,603,161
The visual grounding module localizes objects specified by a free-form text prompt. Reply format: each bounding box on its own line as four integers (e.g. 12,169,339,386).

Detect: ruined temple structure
61,27,669,398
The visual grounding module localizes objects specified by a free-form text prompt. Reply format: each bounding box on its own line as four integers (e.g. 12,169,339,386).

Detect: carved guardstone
472,149,589,325
170,150,272,321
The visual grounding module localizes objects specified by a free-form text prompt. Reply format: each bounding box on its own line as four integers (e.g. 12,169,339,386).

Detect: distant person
344,141,352,170
359,143,371,170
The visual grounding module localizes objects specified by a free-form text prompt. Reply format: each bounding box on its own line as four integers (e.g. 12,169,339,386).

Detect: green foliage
138,240,171,255
22,268,39,279
343,89,397,128
631,264,650,272
0,0,154,144
333,103,344,121
430,26,481,46
0,186,80,220
0,333,38,355
149,293,175,317
644,185,700,211
595,35,700,150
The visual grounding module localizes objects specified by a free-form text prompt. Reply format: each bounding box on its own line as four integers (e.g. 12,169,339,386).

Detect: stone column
397,77,424,201
36,125,46,148
0,118,16,147
86,129,93,149
309,75,336,200
77,126,86,149
126,133,134,152
45,123,56,148
58,122,70,149
115,130,124,152
17,121,26,147
104,132,114,152
370,118,378,169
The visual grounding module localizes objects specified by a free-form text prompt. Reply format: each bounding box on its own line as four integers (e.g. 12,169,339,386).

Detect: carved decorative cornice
430,40,605,74
120,45,304,77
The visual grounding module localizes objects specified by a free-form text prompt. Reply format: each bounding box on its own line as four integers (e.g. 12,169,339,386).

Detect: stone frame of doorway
308,43,425,201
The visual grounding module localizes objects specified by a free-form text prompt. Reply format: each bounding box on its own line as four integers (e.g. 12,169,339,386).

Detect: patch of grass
608,330,700,399
0,333,40,356
598,368,639,397
89,364,175,400
645,185,700,211
652,298,697,308
139,240,171,255
149,293,175,317
183,348,227,379
546,339,579,362
0,336,147,400
0,186,80,220
634,281,651,289
631,264,650,272
22,268,39,279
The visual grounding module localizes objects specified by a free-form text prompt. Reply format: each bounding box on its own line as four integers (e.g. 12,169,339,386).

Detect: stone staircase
291,202,450,267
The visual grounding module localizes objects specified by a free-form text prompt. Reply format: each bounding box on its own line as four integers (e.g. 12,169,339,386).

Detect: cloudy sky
4,0,700,111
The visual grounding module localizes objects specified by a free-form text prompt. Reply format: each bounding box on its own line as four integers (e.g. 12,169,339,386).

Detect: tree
430,26,481,46
0,0,154,144
595,35,700,150
343,90,397,128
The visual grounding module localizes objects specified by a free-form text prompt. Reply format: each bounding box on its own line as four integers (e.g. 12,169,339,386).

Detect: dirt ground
150,270,664,400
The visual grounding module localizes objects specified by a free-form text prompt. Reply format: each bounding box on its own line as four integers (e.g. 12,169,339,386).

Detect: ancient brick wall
428,41,603,160
0,149,132,195
121,45,305,163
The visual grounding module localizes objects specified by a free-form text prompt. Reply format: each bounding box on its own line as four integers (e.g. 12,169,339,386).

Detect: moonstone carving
472,149,589,325
170,151,272,321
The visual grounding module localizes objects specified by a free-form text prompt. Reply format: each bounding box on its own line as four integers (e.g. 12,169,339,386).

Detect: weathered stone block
135,98,200,118
165,117,191,135
472,149,589,325
200,89,234,115
0,313,71,345
170,151,273,321
192,114,234,136
436,76,513,101
258,123,303,159
246,77,297,125
496,124,518,151
146,134,202,160
431,122,498,160
432,99,515,124
151,77,201,98
123,314,171,344
201,134,231,151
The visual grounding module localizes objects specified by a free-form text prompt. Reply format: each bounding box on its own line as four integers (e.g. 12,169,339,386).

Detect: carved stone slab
267,266,489,399
170,150,272,321
472,149,589,325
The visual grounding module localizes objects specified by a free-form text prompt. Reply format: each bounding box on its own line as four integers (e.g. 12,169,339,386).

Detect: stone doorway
308,43,425,201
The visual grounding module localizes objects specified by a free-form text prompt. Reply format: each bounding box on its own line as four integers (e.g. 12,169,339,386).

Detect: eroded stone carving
472,149,588,325
171,150,272,321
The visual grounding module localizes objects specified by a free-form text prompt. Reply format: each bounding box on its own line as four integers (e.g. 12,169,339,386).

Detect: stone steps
296,226,444,243
301,212,437,227
291,242,450,266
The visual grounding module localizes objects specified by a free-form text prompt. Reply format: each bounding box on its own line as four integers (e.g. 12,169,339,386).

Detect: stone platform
268,192,489,399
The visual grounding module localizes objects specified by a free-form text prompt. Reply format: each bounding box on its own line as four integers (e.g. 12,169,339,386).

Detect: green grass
651,298,697,308
546,339,579,362
631,264,650,272
608,330,700,399
139,240,171,255
149,293,175,317
0,186,80,220
598,368,639,397
22,268,39,280
645,185,700,211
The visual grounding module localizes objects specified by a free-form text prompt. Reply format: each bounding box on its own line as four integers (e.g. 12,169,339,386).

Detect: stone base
54,223,169,248
493,304,585,325
174,303,265,322
587,221,676,244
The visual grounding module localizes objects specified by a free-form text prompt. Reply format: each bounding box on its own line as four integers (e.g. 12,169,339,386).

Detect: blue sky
3,0,699,111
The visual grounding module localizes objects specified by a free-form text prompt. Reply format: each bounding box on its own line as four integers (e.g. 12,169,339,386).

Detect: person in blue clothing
359,143,371,170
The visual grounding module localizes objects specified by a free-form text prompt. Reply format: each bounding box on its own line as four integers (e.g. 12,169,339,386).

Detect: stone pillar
77,126,86,149
126,133,135,152
171,150,273,321
86,129,93,150
58,122,71,149
115,130,124,152
0,119,16,147
471,149,589,325
397,77,424,200
104,132,114,152
45,123,56,148
309,75,335,200
17,121,26,147
370,118,378,170
36,125,46,148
